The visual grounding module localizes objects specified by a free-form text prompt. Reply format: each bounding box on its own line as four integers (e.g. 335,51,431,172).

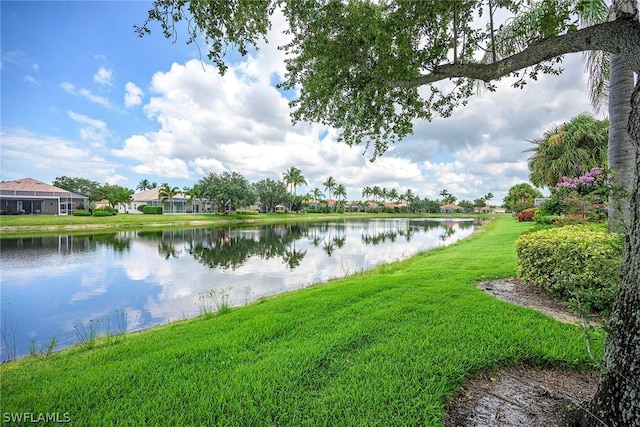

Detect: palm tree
388,188,399,204
185,184,204,213
404,188,416,212
136,179,152,192
323,176,337,209
282,166,308,196
485,0,634,230
439,189,456,205
380,187,389,204
607,41,635,231
361,186,372,200
527,113,609,188
334,184,347,211
371,185,382,203
158,184,179,214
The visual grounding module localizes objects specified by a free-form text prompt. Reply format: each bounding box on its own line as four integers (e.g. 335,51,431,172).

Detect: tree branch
388,17,640,88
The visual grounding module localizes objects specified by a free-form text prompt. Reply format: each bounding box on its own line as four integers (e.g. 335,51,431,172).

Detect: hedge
142,206,163,215
516,225,623,315
235,209,259,215
93,210,116,217
72,210,91,216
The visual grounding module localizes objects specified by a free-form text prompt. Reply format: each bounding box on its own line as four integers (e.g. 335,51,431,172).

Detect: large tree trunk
607,56,635,232
582,78,640,427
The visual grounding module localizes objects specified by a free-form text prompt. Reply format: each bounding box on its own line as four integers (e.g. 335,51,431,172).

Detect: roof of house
132,187,188,202
0,178,87,198
440,203,463,210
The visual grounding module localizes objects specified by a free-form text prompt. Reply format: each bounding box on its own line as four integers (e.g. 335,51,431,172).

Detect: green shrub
516,226,623,315
137,204,147,213
73,210,91,216
235,209,259,215
93,210,116,217
142,206,163,215
95,206,118,215
535,214,561,226
537,198,563,216
516,208,536,222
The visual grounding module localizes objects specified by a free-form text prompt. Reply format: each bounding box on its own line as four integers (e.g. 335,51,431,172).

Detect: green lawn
0,211,486,238
0,217,603,426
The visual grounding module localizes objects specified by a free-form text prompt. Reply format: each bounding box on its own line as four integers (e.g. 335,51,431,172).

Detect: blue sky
1,1,600,203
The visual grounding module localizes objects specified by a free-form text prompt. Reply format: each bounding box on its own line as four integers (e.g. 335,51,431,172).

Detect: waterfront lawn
0,211,486,238
0,217,603,426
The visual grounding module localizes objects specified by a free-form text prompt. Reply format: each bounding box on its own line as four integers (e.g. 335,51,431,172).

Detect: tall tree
361,186,372,201
322,176,337,206
334,183,347,211
185,184,204,213
53,176,105,202
607,0,636,232
528,113,609,188
282,166,308,197
140,1,640,424
488,0,635,230
102,184,134,210
136,179,152,192
199,171,256,213
439,189,457,205
282,166,307,211
503,183,543,213
253,178,290,213
158,184,179,214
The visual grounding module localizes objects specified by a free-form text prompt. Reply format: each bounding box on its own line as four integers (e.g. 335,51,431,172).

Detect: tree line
53,170,497,214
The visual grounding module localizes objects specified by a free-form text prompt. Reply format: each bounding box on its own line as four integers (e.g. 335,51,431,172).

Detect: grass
0,211,488,238
0,217,603,426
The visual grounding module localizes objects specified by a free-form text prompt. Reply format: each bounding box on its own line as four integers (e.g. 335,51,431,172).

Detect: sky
1,1,602,204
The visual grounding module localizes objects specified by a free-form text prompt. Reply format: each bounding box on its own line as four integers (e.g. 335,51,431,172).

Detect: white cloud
24,75,40,86
60,81,111,107
68,111,110,148
0,129,119,183
124,82,143,107
93,66,113,86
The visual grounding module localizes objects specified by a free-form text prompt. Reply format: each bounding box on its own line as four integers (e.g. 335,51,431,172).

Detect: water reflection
0,218,484,361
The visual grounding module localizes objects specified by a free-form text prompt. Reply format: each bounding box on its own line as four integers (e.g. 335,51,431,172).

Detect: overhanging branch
388,17,640,88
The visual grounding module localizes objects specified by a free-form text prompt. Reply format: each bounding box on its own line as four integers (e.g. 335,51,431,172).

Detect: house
120,187,206,214
0,178,88,215
473,205,507,214
439,203,463,214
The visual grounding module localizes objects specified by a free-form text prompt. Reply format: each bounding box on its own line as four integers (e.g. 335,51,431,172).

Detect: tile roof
0,178,87,198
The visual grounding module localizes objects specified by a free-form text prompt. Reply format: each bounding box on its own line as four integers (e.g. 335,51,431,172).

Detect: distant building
439,204,463,214
116,188,206,214
473,205,507,214
0,178,88,215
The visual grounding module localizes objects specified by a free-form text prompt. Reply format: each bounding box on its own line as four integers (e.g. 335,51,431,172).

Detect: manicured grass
0,211,487,238
0,217,603,426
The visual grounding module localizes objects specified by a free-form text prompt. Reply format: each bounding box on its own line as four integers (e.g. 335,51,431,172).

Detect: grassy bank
0,217,603,425
0,211,488,238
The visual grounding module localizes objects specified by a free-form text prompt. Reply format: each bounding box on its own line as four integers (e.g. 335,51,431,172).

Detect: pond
0,217,485,361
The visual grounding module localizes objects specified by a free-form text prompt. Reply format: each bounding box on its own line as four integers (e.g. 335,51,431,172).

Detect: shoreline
0,212,496,238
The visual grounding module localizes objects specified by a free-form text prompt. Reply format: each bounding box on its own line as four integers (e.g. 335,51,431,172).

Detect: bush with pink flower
536,167,616,225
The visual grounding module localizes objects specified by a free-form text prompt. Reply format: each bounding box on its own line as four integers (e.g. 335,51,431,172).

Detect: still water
0,217,484,361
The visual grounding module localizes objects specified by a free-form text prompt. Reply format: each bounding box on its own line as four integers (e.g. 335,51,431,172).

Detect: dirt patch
444,278,601,426
476,278,591,325
445,365,599,427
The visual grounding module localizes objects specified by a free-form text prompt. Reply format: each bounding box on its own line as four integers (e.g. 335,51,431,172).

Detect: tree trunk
579,78,640,427
607,56,635,232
